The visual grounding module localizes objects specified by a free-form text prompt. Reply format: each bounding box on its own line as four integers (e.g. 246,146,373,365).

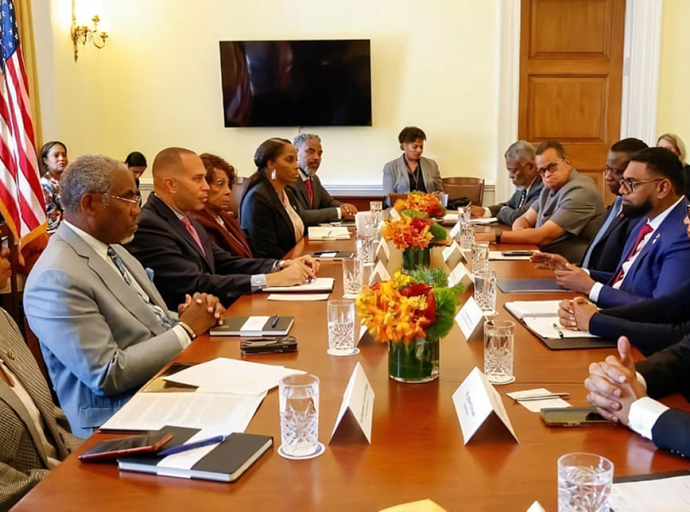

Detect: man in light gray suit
24,155,225,438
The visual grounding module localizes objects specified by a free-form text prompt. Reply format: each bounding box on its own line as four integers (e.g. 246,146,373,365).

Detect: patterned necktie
181,216,206,255
305,177,315,207
517,188,528,209
612,223,654,286
107,247,174,330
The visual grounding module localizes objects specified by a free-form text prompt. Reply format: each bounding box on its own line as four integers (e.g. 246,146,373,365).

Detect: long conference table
12,225,690,511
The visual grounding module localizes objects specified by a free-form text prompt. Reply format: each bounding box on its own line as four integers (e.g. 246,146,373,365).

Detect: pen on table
552,322,564,339
158,434,228,457
515,393,570,402
270,315,279,328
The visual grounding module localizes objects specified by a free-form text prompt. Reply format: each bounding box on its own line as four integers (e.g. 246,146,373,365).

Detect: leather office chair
442,177,485,206
23,317,60,405
228,177,247,220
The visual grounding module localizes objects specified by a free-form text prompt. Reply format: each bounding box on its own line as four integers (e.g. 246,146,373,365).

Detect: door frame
495,0,664,203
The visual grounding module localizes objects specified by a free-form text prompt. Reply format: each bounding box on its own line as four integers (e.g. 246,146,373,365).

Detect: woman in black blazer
240,138,305,259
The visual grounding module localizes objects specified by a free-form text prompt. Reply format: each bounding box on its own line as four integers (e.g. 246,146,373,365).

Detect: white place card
452,367,519,445
329,362,375,444
448,262,473,290
449,222,460,238
526,502,546,512
389,207,401,220
369,261,391,285
375,239,390,264
454,297,485,339
442,241,463,269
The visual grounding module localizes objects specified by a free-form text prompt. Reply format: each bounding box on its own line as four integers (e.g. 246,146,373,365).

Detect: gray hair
504,140,536,164
61,155,121,213
293,133,321,149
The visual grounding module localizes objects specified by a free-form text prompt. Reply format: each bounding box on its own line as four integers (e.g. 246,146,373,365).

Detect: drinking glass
278,374,324,459
342,257,364,297
356,233,376,264
327,300,358,356
457,205,471,224
460,223,475,250
369,201,383,229
558,453,614,512
474,269,497,316
471,241,490,274
484,319,515,385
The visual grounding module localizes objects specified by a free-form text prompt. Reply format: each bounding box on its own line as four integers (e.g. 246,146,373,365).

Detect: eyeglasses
538,159,564,176
618,178,664,193
103,193,142,208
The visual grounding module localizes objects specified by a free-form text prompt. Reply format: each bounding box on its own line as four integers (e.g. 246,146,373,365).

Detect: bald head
152,147,210,214
152,147,198,180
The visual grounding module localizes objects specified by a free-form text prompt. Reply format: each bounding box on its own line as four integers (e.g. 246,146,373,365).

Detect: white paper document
101,391,266,432
489,250,535,261
308,226,350,240
455,297,485,339
267,293,330,301
448,262,473,289
442,241,463,269
355,212,371,232
164,358,304,395
329,362,375,444
504,300,561,318
452,367,519,444
506,388,571,413
264,277,334,293
369,260,391,285
470,217,498,225
505,300,599,339
608,474,690,511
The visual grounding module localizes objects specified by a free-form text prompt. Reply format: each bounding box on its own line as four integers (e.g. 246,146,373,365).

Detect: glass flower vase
388,336,440,383
402,247,431,272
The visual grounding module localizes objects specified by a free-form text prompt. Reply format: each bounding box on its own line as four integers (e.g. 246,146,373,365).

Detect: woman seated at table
382,126,444,206
124,151,148,192
190,153,252,258
657,133,690,198
39,141,68,234
240,138,305,259
0,248,81,510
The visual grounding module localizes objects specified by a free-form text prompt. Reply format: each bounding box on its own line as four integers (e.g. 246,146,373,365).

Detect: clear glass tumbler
474,269,497,316
457,205,471,224
327,299,358,356
342,257,364,297
369,201,383,228
460,223,475,250
558,453,614,512
278,374,323,459
356,233,376,264
471,241,490,274
484,319,515,385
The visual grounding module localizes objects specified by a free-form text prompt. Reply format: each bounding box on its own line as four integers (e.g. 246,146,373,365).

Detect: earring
271,169,277,181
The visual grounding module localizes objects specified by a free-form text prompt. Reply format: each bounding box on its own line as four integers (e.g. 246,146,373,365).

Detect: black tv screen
219,39,372,127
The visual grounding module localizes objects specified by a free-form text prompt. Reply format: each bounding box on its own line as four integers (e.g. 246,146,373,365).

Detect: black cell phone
501,251,534,257
241,336,298,354
541,407,616,427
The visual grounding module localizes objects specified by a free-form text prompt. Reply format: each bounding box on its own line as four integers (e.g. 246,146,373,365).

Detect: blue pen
158,434,228,457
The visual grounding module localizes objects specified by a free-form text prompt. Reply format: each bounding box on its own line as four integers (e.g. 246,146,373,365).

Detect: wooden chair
228,177,247,220
442,177,485,206
0,221,20,324
23,317,60,406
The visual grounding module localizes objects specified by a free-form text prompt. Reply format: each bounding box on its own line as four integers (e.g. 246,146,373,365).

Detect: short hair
629,147,687,196
199,153,236,186
657,133,687,165
610,138,648,156
39,141,67,175
293,133,321,149
152,147,197,177
398,127,426,146
60,155,120,214
535,140,567,158
124,151,147,168
504,140,535,164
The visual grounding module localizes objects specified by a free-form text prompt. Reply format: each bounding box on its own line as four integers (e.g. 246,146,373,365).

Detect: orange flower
393,192,445,217
381,215,433,250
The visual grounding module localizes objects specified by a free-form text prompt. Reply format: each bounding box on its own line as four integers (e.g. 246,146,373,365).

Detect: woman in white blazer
382,126,444,206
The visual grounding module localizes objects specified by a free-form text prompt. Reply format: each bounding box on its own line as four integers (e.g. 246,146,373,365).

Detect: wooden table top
13,230,690,512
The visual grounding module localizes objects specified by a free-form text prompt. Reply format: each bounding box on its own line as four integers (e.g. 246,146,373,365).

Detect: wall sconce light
70,0,108,62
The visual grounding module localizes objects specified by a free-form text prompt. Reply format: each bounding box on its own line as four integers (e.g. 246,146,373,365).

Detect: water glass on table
484,319,515,385
474,269,497,316
457,205,471,224
327,299,359,356
342,257,364,297
558,453,613,512
278,374,324,460
369,201,383,228
459,223,475,250
471,241,490,274
356,233,376,264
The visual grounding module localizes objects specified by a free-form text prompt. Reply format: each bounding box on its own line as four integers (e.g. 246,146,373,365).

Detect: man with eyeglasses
24,155,226,437
476,140,605,263
552,147,690,310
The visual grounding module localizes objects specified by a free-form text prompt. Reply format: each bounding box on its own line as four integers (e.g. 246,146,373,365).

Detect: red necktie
181,216,206,255
305,177,314,207
612,223,654,285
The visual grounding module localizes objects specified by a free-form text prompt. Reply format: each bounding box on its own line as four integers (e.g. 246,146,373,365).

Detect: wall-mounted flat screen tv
219,39,372,127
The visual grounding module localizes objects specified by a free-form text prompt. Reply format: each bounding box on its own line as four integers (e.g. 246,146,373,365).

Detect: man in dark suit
286,134,357,226
531,138,648,273
470,140,543,225
127,147,318,309
546,148,690,308
585,336,690,457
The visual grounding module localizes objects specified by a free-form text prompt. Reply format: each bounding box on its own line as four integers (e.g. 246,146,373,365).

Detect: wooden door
518,0,626,204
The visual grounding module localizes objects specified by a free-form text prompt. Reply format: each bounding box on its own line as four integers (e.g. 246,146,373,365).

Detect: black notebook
210,316,294,336
118,426,273,483
497,278,569,293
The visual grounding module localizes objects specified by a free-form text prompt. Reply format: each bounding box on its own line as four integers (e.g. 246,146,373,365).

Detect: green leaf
401,209,429,219
426,288,457,340
429,223,447,241
409,268,449,288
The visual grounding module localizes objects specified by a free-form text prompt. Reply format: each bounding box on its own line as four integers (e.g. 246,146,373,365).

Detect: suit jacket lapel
114,245,170,316
295,176,311,207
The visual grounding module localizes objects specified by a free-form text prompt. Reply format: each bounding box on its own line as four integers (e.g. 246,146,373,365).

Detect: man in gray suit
470,140,543,225
286,134,357,226
24,155,225,438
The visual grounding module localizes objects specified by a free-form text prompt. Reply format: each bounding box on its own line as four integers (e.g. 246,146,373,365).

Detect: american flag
0,0,47,264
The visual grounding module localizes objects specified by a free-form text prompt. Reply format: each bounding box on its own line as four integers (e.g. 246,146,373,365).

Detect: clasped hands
177,292,226,336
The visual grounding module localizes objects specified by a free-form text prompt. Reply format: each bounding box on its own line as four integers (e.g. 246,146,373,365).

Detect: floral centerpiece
381,210,448,271
393,191,446,219
356,269,463,383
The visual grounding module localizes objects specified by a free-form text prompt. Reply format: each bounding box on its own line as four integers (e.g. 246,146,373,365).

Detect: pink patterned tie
612,223,654,286
181,216,205,255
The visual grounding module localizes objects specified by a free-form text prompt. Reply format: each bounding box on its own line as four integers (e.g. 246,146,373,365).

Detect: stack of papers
264,277,334,293
505,300,598,340
506,388,571,412
609,473,690,510
308,226,350,240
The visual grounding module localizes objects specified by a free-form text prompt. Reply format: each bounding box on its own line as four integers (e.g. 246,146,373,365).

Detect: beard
622,199,653,218
119,234,136,245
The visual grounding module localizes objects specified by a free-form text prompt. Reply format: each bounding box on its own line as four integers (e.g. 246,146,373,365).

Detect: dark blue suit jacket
589,198,690,308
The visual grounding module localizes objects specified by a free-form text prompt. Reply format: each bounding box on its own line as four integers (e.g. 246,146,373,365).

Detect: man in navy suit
551,147,690,308
585,336,690,458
